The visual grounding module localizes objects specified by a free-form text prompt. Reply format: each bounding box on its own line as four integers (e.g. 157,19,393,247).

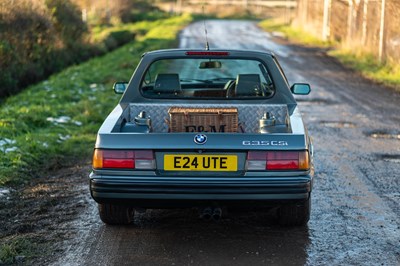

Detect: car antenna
202,5,210,50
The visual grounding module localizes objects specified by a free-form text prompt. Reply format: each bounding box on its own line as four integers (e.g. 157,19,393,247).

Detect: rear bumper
90,172,313,208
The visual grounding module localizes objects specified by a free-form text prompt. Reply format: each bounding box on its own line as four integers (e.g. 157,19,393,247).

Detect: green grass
258,19,400,89
0,14,193,186
0,237,40,264
328,50,400,89
258,19,332,47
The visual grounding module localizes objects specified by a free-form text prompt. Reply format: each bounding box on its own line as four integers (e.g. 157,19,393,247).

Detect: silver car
89,49,314,226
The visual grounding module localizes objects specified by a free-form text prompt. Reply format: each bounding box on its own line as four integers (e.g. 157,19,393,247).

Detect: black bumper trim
90,175,312,206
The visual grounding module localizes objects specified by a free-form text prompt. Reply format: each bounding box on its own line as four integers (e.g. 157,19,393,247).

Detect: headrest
154,73,181,94
235,74,261,97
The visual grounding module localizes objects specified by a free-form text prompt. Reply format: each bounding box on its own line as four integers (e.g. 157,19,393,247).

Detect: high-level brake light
92,149,155,169
247,151,310,171
185,51,230,56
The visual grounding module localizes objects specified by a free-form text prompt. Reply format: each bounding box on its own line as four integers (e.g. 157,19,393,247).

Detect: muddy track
1,20,399,265
0,162,93,265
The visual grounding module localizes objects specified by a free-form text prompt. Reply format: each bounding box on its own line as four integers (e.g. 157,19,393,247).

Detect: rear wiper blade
180,77,235,83
180,78,210,83
210,77,235,81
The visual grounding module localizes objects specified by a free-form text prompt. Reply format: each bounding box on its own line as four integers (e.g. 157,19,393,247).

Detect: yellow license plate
164,155,238,171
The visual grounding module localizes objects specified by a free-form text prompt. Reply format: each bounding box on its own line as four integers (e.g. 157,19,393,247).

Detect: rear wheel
278,196,311,226
98,203,135,225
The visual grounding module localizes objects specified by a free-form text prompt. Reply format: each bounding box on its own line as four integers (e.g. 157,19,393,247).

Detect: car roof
142,49,276,59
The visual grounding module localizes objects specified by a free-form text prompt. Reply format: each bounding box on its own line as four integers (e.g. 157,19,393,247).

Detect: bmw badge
194,134,207,145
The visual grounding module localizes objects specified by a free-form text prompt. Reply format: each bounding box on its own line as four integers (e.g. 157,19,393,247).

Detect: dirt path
0,161,94,265
2,20,399,265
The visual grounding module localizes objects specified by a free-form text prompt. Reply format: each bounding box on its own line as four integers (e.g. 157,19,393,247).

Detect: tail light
247,151,310,171
92,149,155,169
185,51,230,56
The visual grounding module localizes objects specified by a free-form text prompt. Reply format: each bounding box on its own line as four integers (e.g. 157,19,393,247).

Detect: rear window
140,58,275,99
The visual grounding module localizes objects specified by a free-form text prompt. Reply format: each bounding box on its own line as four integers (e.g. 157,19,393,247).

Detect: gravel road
53,20,400,266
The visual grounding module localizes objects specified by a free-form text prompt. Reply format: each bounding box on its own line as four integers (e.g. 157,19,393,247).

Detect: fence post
361,0,368,46
378,0,386,62
322,0,331,41
347,0,354,44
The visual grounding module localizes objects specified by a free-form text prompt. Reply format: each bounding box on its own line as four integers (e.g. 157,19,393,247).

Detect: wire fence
295,0,400,62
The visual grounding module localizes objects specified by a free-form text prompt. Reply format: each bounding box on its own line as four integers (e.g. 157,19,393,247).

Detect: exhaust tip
200,207,213,221
212,207,222,222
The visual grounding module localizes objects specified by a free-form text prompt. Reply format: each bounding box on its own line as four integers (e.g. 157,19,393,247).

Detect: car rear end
89,49,314,226
90,131,313,225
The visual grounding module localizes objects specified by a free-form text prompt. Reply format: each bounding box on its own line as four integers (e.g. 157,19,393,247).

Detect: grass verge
0,236,41,264
258,19,331,47
0,13,193,186
258,19,400,90
328,50,400,89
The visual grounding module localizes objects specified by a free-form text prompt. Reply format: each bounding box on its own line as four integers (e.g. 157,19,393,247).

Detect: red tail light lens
92,149,154,169
247,151,310,171
185,51,230,56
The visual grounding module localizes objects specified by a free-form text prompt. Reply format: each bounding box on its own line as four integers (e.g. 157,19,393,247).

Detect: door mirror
113,82,128,94
290,83,311,95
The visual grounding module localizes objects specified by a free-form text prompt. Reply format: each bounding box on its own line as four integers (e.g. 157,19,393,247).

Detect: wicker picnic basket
168,107,238,133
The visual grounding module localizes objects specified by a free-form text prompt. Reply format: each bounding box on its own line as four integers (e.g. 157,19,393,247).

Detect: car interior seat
234,74,262,97
154,73,181,95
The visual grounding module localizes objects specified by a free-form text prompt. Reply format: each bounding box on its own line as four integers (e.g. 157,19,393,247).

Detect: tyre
98,203,135,225
278,196,311,226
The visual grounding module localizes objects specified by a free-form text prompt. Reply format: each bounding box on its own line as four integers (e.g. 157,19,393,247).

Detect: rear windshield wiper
180,78,210,83
180,77,235,83
210,77,235,82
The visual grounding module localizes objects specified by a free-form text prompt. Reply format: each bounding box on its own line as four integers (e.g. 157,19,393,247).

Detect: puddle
377,154,400,164
296,98,335,105
383,158,400,164
320,121,356,128
366,130,400,140
0,188,11,198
